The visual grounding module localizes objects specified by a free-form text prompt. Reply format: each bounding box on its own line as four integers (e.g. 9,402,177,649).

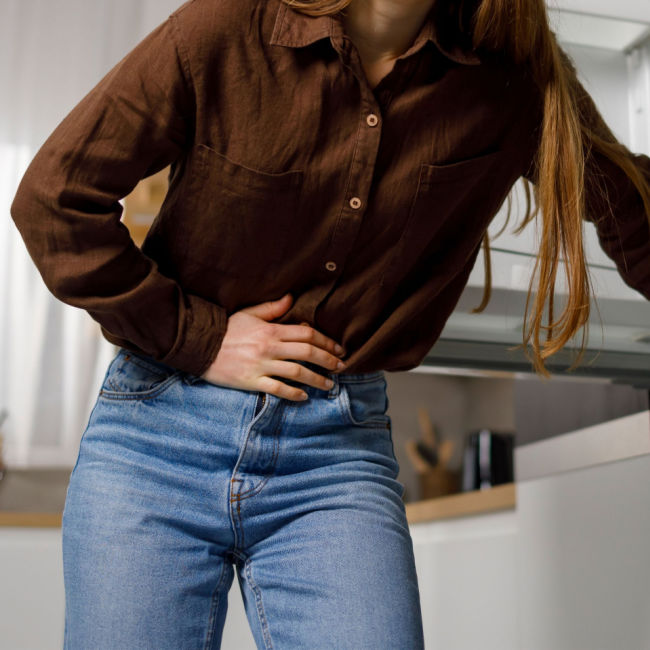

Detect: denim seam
232,429,280,500
99,374,183,401
253,391,269,419
338,382,392,429
229,454,251,550
230,481,245,549
231,395,285,502
229,548,248,563
386,419,401,476
106,376,123,392
123,355,173,377
229,393,271,549
203,559,229,650
338,373,385,384
231,474,268,502
244,557,274,649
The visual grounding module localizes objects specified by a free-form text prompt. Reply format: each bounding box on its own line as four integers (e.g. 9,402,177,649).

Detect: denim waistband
116,347,180,376
296,359,385,384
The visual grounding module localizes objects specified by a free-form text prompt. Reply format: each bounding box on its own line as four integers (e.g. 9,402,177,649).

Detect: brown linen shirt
10,0,650,378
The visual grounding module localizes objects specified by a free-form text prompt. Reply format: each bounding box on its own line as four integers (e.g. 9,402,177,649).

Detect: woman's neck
341,0,436,65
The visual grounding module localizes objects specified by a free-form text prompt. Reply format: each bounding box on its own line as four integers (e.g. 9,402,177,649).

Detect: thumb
242,292,293,321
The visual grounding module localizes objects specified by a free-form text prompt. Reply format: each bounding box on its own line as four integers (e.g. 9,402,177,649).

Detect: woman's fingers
256,375,309,402
262,359,335,392
199,308,347,401
269,340,346,374
278,323,345,357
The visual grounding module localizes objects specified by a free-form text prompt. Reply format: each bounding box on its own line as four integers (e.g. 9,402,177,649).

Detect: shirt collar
269,1,481,66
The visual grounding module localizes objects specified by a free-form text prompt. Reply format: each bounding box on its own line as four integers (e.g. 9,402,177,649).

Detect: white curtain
0,0,181,467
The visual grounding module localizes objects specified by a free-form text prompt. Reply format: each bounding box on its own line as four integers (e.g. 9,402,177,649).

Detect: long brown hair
282,0,650,378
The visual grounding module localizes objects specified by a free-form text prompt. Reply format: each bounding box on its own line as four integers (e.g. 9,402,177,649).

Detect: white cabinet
410,510,519,650
409,410,650,650
0,528,65,650
515,453,650,650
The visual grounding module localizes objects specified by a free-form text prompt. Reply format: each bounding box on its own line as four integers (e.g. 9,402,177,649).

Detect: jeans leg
61,350,261,650
228,367,424,649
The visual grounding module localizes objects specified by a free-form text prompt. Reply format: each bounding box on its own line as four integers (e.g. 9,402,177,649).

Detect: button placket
314,51,384,302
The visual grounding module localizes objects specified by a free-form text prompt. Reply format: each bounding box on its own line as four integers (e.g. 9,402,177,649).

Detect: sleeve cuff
159,292,229,378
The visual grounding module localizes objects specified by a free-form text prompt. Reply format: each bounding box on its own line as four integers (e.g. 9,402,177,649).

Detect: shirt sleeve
523,50,650,301
9,13,228,378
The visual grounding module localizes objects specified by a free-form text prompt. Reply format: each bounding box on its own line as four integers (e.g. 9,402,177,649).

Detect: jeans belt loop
327,370,340,399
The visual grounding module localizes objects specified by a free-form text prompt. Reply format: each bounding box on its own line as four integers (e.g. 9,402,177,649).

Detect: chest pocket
182,143,304,278
379,148,509,287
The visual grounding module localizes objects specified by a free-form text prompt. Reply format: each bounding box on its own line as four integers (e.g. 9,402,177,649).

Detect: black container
461,429,515,491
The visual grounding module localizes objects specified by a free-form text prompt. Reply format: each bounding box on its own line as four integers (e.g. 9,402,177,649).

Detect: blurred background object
405,405,461,500
122,167,170,248
461,429,515,492
0,408,8,481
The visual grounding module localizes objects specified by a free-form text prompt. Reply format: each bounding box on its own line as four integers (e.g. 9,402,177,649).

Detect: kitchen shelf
0,512,62,528
405,482,516,525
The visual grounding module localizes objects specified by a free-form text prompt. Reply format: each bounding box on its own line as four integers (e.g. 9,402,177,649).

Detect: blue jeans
62,347,424,649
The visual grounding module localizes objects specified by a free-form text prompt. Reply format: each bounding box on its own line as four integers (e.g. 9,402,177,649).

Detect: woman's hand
200,293,347,401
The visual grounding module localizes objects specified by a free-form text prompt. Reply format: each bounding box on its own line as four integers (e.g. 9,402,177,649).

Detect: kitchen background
1,1,649,648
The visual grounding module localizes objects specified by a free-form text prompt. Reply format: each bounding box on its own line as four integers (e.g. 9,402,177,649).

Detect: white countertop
515,409,650,481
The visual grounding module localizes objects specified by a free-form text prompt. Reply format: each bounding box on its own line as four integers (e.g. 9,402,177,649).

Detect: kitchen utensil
417,406,438,450
437,438,454,469
406,439,460,500
415,440,438,467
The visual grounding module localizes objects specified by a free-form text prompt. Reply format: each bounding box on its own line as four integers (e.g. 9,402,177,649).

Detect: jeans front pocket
100,348,183,401
339,373,391,429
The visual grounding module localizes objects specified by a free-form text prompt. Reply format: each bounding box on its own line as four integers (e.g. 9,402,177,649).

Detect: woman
10,0,650,647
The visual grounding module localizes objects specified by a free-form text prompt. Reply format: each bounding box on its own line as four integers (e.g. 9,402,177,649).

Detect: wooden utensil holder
406,439,460,500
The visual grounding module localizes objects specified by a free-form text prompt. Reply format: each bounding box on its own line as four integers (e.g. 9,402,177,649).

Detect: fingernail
337,360,346,370
335,344,344,354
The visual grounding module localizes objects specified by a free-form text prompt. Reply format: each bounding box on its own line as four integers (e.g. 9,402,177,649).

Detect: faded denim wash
62,346,424,649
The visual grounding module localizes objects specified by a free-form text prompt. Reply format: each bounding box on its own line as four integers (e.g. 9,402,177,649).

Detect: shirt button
366,113,379,127
325,261,337,272
349,197,362,209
